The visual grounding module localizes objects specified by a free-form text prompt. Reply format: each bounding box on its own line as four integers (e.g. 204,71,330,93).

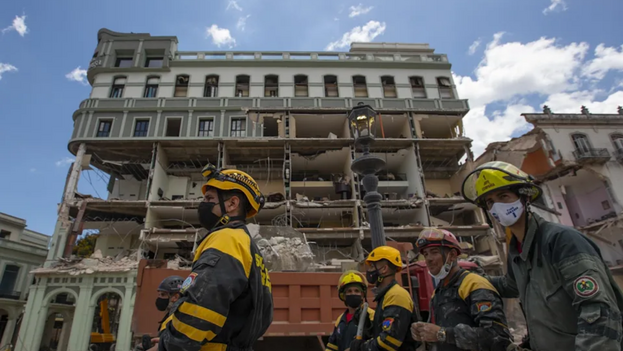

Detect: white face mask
489,199,524,227
428,256,454,281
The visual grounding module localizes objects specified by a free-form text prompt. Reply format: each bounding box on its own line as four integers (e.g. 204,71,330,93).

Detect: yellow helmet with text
338,270,368,301
365,246,403,272
201,164,265,218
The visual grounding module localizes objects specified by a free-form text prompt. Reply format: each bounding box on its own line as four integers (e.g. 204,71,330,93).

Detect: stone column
116,282,137,351
57,315,73,351
0,313,17,348
15,284,47,351
67,281,94,351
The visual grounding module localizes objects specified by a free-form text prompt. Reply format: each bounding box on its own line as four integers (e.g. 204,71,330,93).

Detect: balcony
0,290,21,300
572,148,611,165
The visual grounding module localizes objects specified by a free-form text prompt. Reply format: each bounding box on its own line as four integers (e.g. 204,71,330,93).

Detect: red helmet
415,228,461,254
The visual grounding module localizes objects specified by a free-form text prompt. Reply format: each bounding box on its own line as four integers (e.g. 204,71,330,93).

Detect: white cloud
543,0,567,14
56,157,74,167
543,90,623,114
226,0,243,11
206,25,236,48
325,20,386,51
468,39,481,55
0,63,17,80
65,67,88,85
582,44,623,80
2,15,28,36
349,4,373,18
30,168,36,173
237,15,251,31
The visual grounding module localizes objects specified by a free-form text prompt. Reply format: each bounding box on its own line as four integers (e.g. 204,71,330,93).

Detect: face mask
155,297,169,311
345,294,363,308
428,254,454,281
489,200,524,227
198,202,221,230
366,269,381,285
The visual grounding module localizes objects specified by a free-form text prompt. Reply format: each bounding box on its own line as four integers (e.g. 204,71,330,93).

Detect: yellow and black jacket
158,222,273,351
326,306,375,351
431,269,512,351
363,281,417,351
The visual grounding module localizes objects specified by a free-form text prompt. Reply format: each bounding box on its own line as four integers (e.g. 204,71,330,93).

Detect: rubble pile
256,236,315,272
32,249,139,275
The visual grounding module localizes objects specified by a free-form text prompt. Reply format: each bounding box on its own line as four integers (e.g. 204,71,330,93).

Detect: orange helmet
415,227,461,254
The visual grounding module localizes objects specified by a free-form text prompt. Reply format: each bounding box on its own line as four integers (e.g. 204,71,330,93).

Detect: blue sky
0,0,622,235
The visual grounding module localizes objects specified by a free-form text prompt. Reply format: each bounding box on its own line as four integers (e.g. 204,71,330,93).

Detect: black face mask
345,294,363,308
366,269,381,285
198,202,221,230
155,297,169,311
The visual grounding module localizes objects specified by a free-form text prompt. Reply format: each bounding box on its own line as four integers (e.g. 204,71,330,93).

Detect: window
145,57,164,68
198,119,214,137
134,119,150,137
115,57,133,68
410,76,426,98
235,75,250,97
109,77,126,98
381,76,397,98
204,75,219,97
611,134,623,151
230,118,246,137
353,75,368,98
174,75,190,97
545,134,560,161
437,77,454,99
144,77,159,98
96,120,112,137
0,230,10,239
294,75,308,97
324,75,339,97
264,75,279,97
0,265,20,293
572,133,591,154
165,118,182,137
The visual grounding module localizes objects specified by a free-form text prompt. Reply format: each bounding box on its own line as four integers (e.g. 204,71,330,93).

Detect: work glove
349,339,365,351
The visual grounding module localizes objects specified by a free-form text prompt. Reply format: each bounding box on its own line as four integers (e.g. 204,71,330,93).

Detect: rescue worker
158,164,273,351
462,161,623,351
350,246,418,351
156,276,184,333
326,271,375,351
410,228,513,351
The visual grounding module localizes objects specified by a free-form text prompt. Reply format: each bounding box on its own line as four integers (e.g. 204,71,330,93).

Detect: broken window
0,230,10,239
381,76,397,98
96,120,112,137
145,57,164,68
134,119,150,137
235,75,250,97
231,117,246,137
611,134,623,151
294,75,308,97
0,264,20,293
572,133,591,154
174,75,190,97
437,77,454,99
324,75,339,97
410,76,426,98
204,75,219,97
109,77,126,98
198,118,214,137
265,75,279,97
144,76,159,98
115,57,133,68
165,118,182,137
353,75,368,97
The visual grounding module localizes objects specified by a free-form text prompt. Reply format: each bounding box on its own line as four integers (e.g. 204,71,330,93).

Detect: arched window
174,75,189,97
109,77,126,98
353,75,367,98
143,76,159,98
265,75,279,97
235,75,250,97
324,75,338,97
571,133,591,154
437,77,454,99
409,76,426,98
204,75,219,97
294,75,308,97
381,76,396,98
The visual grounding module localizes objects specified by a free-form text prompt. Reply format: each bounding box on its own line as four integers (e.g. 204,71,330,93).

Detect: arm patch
574,276,599,297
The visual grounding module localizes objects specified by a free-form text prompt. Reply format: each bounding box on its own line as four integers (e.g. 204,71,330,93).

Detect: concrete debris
257,236,315,272
166,255,193,270
32,251,139,275
91,249,103,259
467,255,503,267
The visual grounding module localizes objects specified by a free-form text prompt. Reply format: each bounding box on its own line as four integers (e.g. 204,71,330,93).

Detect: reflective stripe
200,343,227,351
172,315,217,342
385,335,402,347
326,342,338,351
377,337,397,351
159,314,174,332
179,302,227,327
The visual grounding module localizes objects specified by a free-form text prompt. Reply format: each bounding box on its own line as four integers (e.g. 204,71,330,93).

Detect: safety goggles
416,228,447,248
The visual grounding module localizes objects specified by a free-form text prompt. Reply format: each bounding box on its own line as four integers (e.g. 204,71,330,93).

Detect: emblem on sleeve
476,302,492,312
574,276,599,297
180,272,198,293
382,318,394,331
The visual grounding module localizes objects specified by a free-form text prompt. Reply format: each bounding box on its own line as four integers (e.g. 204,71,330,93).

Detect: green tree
73,233,99,257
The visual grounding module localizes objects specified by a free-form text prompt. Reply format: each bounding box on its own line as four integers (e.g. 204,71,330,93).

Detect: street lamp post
349,103,386,249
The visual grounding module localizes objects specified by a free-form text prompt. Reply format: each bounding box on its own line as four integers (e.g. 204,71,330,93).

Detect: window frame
109,77,126,98
235,75,250,97
143,76,160,98
264,74,279,97
610,133,623,151
144,57,164,68
352,75,368,98
409,76,427,98
95,118,114,138
230,116,247,138
324,75,339,97
294,74,309,97
197,117,216,137
0,264,21,293
437,76,454,99
164,117,183,137
571,133,592,154
132,117,151,138
381,75,397,98
114,57,133,68
204,75,219,98
174,75,190,97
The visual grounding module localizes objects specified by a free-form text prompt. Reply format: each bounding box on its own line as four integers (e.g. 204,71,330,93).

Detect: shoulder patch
476,301,492,313
180,272,198,293
574,276,599,297
458,272,499,300
382,284,414,311
382,318,394,331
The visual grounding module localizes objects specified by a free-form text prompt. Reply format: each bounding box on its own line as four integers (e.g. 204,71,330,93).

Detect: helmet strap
216,191,246,225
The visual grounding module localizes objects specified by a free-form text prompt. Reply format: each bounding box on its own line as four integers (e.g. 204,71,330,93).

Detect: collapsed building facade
16,29,504,351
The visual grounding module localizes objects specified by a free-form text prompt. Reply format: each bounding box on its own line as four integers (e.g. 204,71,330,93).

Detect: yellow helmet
365,246,403,272
338,270,368,301
461,161,542,207
201,164,265,218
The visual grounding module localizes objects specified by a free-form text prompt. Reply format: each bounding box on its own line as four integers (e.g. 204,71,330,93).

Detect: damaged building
15,28,503,351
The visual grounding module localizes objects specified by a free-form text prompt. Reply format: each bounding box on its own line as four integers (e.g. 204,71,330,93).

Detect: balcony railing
573,148,611,163
173,51,449,63
0,290,21,300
